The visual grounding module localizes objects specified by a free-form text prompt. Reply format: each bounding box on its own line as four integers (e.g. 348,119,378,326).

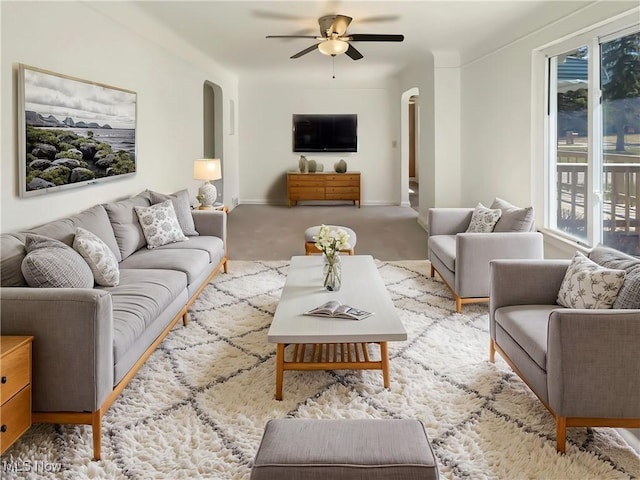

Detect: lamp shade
193,159,222,181
318,39,349,56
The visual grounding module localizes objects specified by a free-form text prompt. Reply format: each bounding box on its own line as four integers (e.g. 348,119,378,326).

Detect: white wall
460,1,637,257
238,75,399,205
1,1,239,232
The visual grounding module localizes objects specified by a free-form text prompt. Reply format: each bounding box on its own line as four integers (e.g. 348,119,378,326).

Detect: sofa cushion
98,268,187,375
557,252,625,309
491,197,535,232
21,234,94,288
465,203,501,233
134,200,188,249
73,227,120,287
119,248,210,284
154,235,224,264
29,205,122,262
589,245,640,309
103,193,151,259
428,235,456,272
148,189,198,236
1,233,28,287
494,304,560,370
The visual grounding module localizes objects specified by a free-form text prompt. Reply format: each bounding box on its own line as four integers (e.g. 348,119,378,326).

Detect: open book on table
304,301,373,321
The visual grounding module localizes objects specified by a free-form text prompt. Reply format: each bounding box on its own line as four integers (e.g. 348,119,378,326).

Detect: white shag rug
3,260,639,479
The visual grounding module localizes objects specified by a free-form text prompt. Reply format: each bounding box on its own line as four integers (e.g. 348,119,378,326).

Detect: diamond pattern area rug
4,260,639,479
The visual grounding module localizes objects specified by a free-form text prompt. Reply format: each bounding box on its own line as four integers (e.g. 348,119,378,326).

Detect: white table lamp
194,159,222,208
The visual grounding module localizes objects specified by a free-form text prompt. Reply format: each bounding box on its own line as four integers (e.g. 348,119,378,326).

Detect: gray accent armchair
490,259,640,453
427,208,544,312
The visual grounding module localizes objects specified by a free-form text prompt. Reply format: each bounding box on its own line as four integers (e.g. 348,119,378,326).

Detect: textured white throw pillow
557,251,625,309
465,203,502,233
21,234,94,288
73,227,120,286
134,200,188,249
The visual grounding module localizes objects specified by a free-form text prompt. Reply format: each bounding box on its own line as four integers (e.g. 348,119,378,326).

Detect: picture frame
18,64,137,197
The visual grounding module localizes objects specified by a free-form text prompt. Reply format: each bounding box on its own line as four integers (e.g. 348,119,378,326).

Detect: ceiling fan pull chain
332,55,336,79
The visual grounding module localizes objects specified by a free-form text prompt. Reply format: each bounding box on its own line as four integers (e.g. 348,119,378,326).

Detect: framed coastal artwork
18,64,137,197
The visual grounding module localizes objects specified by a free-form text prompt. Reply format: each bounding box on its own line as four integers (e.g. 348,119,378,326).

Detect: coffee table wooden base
275,341,389,400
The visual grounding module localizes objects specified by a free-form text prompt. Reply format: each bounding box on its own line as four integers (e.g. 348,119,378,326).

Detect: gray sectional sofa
489,246,640,453
0,191,227,459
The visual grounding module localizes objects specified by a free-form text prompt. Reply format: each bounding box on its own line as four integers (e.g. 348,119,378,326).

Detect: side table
1,336,34,454
198,203,229,213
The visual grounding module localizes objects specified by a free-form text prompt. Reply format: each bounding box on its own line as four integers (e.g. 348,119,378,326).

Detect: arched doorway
400,87,419,207
203,81,224,203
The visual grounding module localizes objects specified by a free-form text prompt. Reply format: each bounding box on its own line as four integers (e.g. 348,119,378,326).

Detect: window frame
534,11,640,252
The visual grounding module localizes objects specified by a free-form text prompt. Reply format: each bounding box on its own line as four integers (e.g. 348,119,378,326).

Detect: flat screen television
293,114,357,152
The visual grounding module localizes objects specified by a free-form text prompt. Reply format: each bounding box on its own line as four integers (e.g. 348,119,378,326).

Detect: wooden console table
287,172,360,207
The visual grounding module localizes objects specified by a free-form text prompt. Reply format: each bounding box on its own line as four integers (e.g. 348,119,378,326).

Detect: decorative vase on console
298,155,308,173
313,224,351,292
307,159,317,173
334,159,347,173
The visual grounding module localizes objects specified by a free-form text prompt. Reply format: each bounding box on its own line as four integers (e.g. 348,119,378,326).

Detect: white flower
314,224,350,255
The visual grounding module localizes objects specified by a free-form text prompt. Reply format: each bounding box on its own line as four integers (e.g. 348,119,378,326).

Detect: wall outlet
232,197,239,208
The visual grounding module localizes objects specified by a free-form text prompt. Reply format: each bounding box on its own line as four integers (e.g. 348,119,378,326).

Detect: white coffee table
268,255,407,400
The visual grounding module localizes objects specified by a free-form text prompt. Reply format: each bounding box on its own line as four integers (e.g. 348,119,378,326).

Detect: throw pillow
588,244,640,309
490,197,535,232
134,200,188,249
21,234,94,288
148,189,198,236
557,251,625,309
465,203,502,233
73,227,120,287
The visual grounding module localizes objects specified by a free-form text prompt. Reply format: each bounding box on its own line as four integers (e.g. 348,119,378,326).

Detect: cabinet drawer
288,179,324,187
326,187,359,194
1,344,30,404
0,385,31,453
325,174,359,182
290,187,325,199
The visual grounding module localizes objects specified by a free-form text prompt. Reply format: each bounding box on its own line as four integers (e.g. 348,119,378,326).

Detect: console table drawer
1,343,30,404
0,336,33,455
0,386,31,453
325,174,359,182
326,186,359,194
290,187,325,199
289,179,324,187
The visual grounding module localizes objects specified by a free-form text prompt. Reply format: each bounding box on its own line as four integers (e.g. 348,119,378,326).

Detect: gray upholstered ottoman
251,419,439,480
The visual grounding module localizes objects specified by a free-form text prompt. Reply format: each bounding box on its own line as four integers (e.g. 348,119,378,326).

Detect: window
546,27,639,255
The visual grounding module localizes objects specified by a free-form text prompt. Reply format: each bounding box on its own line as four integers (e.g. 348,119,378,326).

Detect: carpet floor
3,261,639,479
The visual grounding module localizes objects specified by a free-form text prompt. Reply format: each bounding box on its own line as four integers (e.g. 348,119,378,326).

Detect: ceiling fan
266,14,404,61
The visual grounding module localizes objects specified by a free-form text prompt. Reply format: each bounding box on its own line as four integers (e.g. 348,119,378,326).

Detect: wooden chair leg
92,410,102,461
556,416,567,454
455,296,462,313
182,311,189,326
430,264,435,278
489,339,495,363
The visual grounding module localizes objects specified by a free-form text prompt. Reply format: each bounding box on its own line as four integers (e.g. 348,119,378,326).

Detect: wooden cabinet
1,336,33,454
287,172,361,207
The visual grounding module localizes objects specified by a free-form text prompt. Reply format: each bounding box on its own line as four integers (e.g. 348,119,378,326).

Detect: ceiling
132,1,595,79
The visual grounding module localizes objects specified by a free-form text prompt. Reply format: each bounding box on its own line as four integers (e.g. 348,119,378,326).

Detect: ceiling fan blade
290,43,321,59
345,44,364,61
252,10,310,21
267,35,320,39
348,34,405,42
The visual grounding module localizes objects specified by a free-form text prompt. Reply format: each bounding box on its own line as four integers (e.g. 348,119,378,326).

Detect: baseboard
417,214,428,232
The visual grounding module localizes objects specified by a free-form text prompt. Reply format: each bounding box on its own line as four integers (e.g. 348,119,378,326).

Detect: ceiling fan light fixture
318,39,349,56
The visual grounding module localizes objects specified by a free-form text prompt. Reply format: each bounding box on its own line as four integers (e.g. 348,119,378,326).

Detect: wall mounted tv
293,114,358,153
